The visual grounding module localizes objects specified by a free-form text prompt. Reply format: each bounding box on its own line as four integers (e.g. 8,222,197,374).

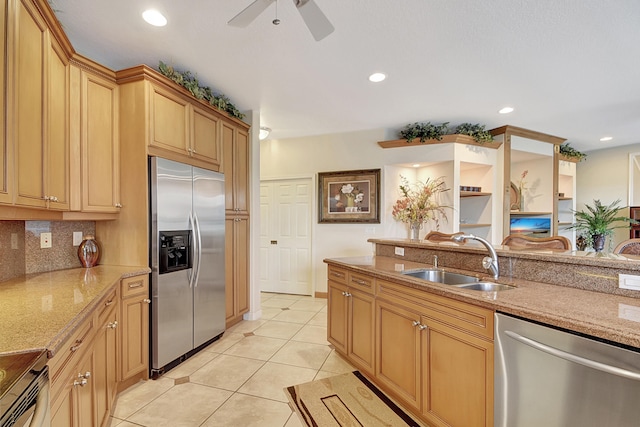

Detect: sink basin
454,282,515,292
401,269,479,285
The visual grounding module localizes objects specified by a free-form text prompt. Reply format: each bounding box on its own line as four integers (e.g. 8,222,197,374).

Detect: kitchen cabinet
222,121,249,214
72,66,120,213
0,0,8,205
326,263,494,427
327,266,375,375
50,288,118,427
225,216,249,327
10,0,69,210
119,274,150,386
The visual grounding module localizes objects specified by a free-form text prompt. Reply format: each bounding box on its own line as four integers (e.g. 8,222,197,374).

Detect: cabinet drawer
327,265,348,285
121,275,149,299
97,286,118,323
348,271,375,294
377,279,494,341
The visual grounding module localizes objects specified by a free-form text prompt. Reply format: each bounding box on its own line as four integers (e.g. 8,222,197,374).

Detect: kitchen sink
401,268,479,285
455,282,515,292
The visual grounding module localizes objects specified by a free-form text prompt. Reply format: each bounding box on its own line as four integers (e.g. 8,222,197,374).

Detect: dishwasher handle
505,330,640,381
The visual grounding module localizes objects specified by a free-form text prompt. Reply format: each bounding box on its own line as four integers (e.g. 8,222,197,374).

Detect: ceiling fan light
259,127,271,140
600,136,613,142
369,73,386,83
498,106,514,114
142,9,167,27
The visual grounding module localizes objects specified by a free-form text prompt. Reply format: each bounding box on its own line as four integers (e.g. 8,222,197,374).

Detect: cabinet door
149,83,190,156
50,378,74,427
0,0,9,205
46,34,70,210
234,128,249,213
375,299,422,412
81,70,120,212
348,288,375,375
121,293,150,380
225,216,249,326
192,106,220,166
94,306,118,427
221,122,235,212
422,320,493,427
13,0,47,208
327,281,348,353
75,348,96,427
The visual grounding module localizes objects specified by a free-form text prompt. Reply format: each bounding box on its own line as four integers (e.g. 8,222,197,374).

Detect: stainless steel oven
0,350,50,427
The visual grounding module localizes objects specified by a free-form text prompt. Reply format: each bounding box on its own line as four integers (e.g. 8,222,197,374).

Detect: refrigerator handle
193,212,203,287
187,213,196,289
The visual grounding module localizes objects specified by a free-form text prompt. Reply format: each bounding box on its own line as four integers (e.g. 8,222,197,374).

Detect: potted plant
391,175,451,240
559,143,587,162
568,199,636,252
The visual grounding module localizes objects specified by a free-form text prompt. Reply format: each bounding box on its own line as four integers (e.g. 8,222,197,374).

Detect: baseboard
314,291,327,299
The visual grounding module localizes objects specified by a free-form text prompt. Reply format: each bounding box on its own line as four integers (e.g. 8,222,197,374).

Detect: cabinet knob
412,320,421,327
107,321,118,329
345,292,352,297
419,324,428,331
73,378,88,387
115,203,123,208
143,298,151,304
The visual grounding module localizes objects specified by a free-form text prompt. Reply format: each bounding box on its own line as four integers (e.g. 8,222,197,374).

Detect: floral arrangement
338,183,364,211
392,175,450,228
518,170,528,194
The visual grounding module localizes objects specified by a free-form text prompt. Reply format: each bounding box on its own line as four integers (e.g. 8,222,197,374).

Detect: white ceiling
50,0,640,152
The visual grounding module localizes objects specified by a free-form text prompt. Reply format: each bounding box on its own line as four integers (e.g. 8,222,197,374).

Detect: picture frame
318,169,381,223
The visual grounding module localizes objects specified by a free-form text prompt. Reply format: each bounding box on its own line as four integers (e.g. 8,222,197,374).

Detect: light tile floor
109,292,356,427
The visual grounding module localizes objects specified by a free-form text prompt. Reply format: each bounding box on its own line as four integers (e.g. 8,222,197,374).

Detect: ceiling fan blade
228,0,276,27
295,0,335,41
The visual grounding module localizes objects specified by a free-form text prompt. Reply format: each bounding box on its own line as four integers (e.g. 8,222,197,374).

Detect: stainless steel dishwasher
495,312,640,427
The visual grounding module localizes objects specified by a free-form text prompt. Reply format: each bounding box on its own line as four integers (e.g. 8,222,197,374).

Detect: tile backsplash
0,220,96,282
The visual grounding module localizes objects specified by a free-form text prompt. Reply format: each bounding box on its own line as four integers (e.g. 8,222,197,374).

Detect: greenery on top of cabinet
158,61,245,120
399,121,494,144
559,142,587,162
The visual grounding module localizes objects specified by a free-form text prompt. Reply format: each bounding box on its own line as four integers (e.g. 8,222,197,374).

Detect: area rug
285,371,423,427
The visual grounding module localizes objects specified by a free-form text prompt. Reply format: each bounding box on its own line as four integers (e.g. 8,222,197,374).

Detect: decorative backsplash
0,220,96,282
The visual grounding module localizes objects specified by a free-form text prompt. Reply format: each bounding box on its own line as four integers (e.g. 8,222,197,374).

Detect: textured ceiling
51,0,640,152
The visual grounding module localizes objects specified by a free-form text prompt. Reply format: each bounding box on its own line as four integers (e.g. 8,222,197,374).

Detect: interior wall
260,129,469,294
577,142,640,248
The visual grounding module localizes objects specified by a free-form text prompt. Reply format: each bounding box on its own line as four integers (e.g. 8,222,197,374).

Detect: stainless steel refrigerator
149,157,225,375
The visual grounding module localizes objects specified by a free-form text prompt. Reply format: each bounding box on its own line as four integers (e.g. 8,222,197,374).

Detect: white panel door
260,178,312,295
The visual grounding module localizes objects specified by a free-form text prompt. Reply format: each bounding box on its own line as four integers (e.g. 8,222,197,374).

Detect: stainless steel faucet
451,234,499,280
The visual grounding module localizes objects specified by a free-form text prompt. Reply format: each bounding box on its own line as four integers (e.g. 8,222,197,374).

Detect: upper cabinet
10,0,69,210
221,122,249,214
0,0,8,205
118,65,226,171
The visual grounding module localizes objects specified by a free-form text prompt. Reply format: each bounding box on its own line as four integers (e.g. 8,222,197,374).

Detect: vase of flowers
341,183,364,212
392,175,451,240
518,170,528,211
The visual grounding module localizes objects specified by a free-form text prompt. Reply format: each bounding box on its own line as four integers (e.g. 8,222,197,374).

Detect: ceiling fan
228,0,335,41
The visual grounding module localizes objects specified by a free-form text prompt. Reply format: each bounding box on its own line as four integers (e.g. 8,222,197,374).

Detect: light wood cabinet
119,275,150,385
222,122,249,214
191,105,221,166
75,67,120,213
10,0,69,210
0,0,9,205
94,299,118,427
327,264,495,427
225,216,249,326
327,266,375,375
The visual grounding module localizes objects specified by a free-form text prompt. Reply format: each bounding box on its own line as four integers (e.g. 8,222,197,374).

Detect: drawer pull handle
331,272,344,278
105,299,114,306
351,279,367,286
143,298,151,304
107,321,118,329
70,339,83,352
128,281,144,289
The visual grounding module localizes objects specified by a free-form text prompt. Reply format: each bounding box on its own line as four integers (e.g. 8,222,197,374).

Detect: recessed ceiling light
600,136,613,142
412,164,420,168
369,73,386,83
498,106,514,114
142,9,167,27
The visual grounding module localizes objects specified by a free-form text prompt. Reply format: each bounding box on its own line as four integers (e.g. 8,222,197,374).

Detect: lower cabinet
327,265,494,427
327,277,375,376
50,274,149,427
225,216,249,327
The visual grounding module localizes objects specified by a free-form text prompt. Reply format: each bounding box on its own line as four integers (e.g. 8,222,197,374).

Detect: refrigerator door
151,157,195,369
192,167,226,348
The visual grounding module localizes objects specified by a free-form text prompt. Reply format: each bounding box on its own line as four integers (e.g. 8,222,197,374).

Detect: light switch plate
10,233,17,250
394,247,405,256
73,231,83,246
40,232,52,249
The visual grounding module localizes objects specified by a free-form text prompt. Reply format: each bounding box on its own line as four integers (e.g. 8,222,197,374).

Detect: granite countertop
0,265,150,357
325,255,640,348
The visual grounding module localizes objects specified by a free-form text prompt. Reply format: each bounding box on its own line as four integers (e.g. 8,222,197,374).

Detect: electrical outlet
619,274,640,291
619,303,640,322
40,232,52,249
73,231,83,246
11,233,17,250
394,247,405,256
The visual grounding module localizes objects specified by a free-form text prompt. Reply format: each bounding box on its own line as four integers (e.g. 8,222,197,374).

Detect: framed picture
318,169,381,223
